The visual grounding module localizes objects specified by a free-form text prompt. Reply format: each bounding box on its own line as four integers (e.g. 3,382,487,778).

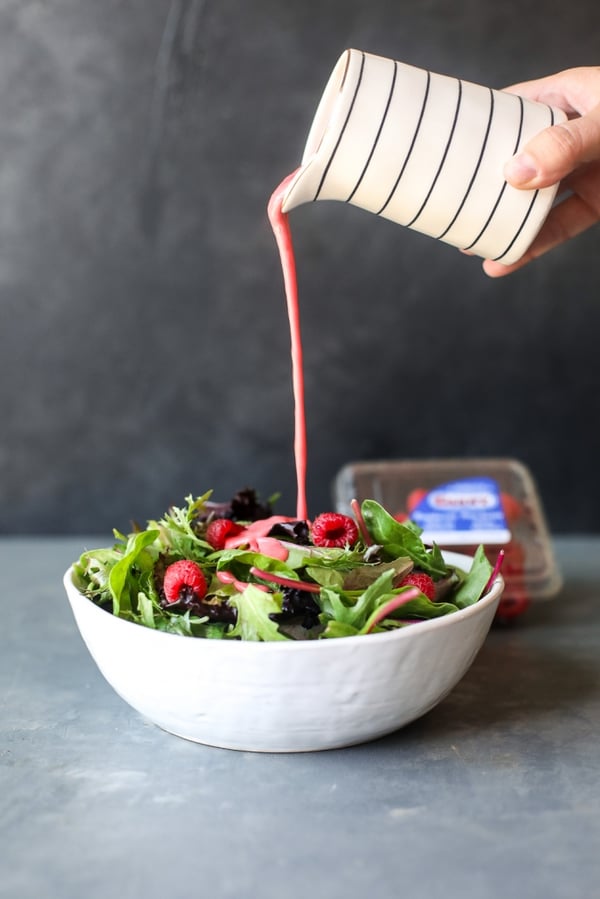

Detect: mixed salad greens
72,488,495,641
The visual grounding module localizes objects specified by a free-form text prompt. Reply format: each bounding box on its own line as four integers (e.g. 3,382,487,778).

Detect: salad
72,488,497,641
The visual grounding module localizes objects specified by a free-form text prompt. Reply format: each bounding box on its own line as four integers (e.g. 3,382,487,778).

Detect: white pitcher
282,49,566,265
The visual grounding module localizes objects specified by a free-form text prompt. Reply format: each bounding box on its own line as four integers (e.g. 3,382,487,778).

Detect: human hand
482,66,600,277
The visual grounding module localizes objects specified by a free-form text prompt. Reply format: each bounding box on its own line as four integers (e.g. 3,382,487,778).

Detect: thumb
504,105,600,188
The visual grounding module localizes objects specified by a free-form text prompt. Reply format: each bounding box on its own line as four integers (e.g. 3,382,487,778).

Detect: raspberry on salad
163,560,208,604
206,518,243,550
398,571,436,601
310,512,359,549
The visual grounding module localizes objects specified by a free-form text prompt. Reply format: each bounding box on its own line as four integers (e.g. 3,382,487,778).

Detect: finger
501,77,576,111
500,67,600,116
504,107,600,189
482,190,599,277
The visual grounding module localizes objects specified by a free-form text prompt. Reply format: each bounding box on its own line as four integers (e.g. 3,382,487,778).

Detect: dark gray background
1,0,598,535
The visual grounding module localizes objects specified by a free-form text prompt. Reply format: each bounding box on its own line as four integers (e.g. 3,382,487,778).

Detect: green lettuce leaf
452,545,493,608
319,569,398,631
101,529,159,617
360,500,448,577
227,584,288,642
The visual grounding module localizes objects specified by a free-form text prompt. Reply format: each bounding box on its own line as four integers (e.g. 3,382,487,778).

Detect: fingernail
505,153,538,185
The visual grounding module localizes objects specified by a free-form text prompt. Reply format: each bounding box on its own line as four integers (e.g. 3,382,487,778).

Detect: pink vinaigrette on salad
72,177,502,640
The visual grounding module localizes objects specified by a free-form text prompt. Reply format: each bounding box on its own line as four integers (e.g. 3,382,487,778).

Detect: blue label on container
410,476,511,545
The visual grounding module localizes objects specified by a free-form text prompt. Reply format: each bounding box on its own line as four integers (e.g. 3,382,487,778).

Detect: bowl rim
63,549,503,653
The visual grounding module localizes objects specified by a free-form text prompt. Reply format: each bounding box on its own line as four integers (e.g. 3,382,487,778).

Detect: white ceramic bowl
64,551,503,753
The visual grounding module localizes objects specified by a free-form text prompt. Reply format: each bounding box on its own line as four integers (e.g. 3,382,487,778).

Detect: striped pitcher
282,49,566,266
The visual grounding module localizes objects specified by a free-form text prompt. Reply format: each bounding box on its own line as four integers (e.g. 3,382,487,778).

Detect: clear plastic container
333,458,562,623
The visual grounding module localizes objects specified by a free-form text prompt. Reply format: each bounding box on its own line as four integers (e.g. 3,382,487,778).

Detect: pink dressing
255,537,290,561
223,515,293,560
250,566,321,594
221,169,334,555
267,170,308,522
217,570,269,594
224,515,294,550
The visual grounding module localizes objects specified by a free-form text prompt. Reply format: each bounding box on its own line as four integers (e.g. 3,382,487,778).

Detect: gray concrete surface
1,536,599,898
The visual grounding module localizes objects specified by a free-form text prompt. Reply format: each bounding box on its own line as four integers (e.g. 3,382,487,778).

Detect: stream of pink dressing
222,173,306,560
267,170,308,523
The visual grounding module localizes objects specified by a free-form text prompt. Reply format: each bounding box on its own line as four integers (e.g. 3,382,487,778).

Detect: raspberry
500,492,524,523
496,592,530,624
310,512,359,548
163,560,207,604
206,518,243,550
398,571,436,601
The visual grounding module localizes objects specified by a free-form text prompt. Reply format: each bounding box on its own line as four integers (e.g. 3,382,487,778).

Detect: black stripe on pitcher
435,87,495,240
376,69,432,217
346,60,399,203
462,94,525,252
314,51,366,202
492,105,555,261
406,79,464,229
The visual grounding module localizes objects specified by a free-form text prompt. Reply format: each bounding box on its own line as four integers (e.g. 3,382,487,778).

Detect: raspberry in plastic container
333,458,562,623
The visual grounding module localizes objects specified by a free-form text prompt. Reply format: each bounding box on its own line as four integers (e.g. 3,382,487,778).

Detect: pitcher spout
281,49,357,213
280,162,318,213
